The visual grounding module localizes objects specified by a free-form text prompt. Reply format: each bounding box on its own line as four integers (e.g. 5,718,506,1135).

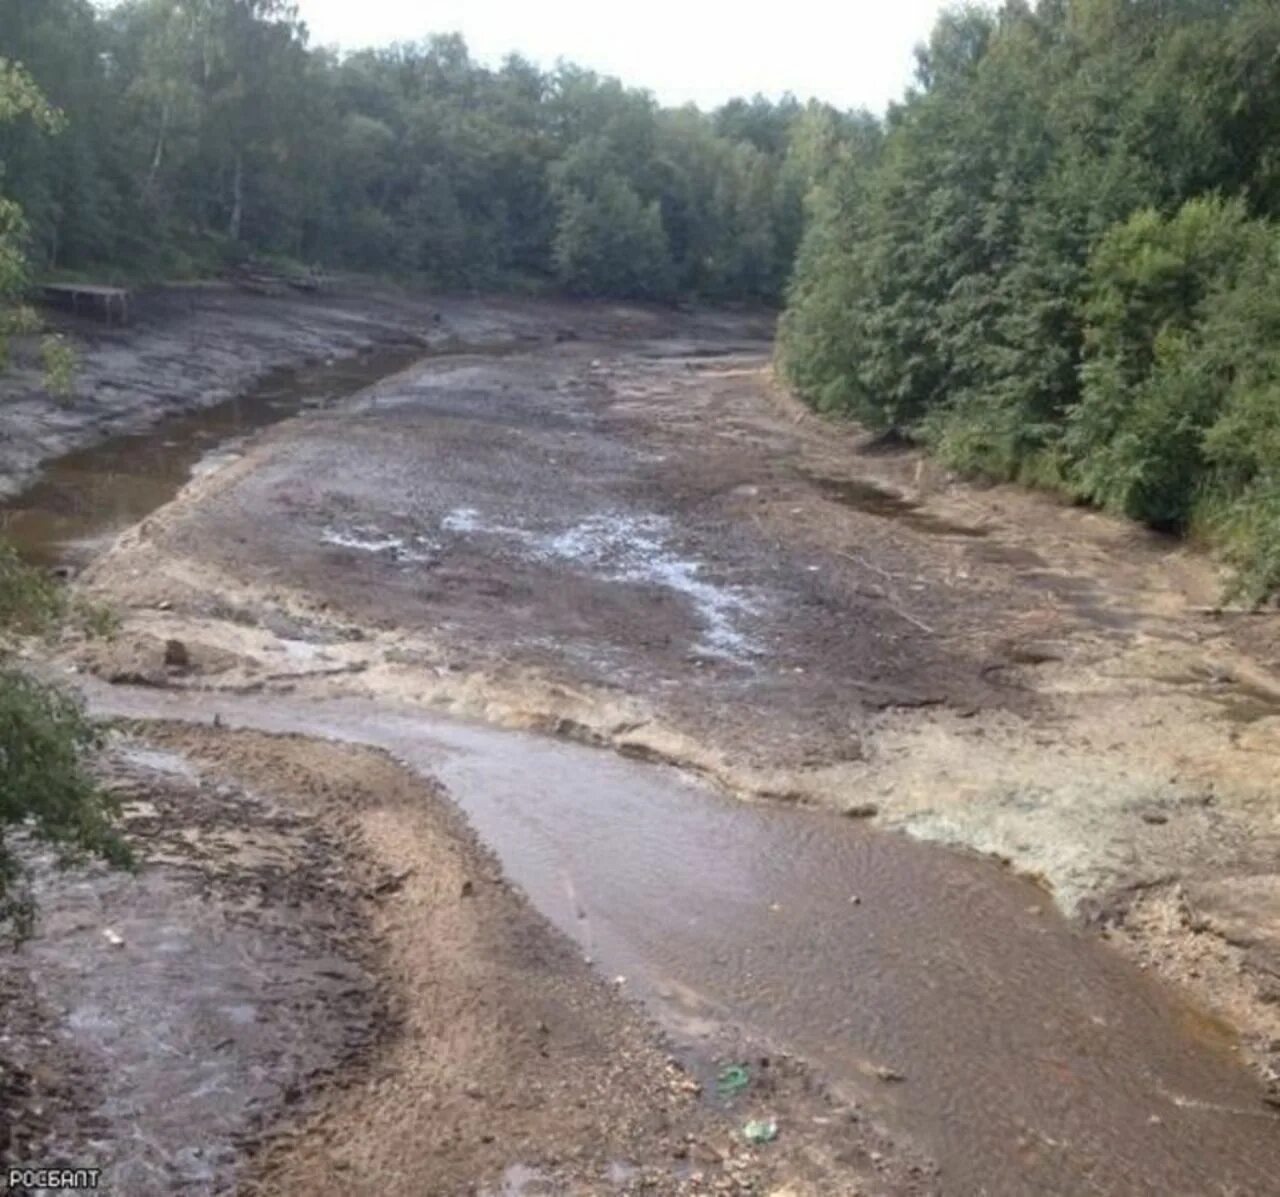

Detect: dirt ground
4,722,927,1196
0,279,562,503
5,286,1280,1192
69,296,1280,1055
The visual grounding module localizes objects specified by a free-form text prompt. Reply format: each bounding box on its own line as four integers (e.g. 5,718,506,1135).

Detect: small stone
843,802,879,819
163,639,191,669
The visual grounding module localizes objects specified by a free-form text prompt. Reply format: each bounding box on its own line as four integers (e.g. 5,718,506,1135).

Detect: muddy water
82,683,1280,1196
0,344,423,568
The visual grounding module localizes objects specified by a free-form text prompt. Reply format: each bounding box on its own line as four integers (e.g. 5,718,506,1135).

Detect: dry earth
4,287,1280,1193
67,296,1280,1070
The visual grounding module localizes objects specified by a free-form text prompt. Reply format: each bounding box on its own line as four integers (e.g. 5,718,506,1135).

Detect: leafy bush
0,542,129,935
1062,201,1280,588
0,670,129,935
39,332,77,402
1065,198,1266,526
0,540,65,632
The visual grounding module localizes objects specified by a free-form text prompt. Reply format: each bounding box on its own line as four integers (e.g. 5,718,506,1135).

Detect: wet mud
1,344,424,569
5,293,1280,1193
81,683,1280,1197
3,741,384,1195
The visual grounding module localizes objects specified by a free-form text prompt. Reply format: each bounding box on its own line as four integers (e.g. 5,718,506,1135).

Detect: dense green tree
1,4,833,297
0,55,63,362
779,0,1280,598
552,167,674,299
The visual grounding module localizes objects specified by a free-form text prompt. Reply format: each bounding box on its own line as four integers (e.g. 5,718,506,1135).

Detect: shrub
0,541,129,935
0,670,129,935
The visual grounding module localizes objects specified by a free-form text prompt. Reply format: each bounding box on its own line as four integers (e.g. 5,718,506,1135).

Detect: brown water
0,344,423,569
83,683,1280,1197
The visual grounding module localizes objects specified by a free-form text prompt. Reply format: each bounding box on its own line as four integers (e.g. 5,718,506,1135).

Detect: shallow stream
10,342,1280,1193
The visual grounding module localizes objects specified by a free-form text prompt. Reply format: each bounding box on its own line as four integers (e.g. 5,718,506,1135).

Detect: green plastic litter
716,1064,750,1097
742,1118,778,1144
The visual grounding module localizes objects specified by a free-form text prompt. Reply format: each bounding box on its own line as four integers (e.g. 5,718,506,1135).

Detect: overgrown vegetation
779,0,1280,602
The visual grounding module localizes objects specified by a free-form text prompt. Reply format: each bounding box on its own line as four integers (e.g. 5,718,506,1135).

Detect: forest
2,0,1280,598
0,0,858,301
779,0,1280,601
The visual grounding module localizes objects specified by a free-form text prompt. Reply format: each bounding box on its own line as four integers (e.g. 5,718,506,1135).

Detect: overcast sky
293,1,950,113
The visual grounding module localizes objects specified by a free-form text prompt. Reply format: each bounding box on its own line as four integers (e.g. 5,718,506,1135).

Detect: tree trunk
228,152,244,241
145,101,169,197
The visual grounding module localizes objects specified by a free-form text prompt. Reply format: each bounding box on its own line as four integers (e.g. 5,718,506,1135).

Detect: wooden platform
42,282,131,326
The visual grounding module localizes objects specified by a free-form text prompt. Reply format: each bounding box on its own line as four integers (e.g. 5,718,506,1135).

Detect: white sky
293,1,950,113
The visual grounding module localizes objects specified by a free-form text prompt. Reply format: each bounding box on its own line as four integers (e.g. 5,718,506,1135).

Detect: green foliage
1067,197,1264,525
39,331,76,400
0,540,64,634
1,6,859,302
779,0,1280,601
0,542,129,934
0,51,82,400
553,171,674,299
0,670,130,934
0,55,60,365
0,56,63,131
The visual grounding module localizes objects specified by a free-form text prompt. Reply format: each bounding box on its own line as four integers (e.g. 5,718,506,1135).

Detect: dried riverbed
4,286,1280,1193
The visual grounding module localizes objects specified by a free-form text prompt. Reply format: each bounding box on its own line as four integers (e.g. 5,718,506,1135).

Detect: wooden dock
41,282,131,326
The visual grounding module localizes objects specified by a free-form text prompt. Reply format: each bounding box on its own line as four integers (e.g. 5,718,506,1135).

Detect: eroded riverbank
5,291,1280,1193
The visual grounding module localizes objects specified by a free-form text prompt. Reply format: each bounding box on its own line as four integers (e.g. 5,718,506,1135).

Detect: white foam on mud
320,526,438,562
440,507,759,659
440,507,483,533
321,527,402,553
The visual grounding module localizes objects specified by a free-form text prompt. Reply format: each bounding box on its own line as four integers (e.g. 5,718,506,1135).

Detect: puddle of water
84,683,1280,1196
802,472,989,539
438,507,759,659
0,344,424,569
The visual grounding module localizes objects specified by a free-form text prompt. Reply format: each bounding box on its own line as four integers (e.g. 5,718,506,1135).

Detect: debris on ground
716,1064,751,1098
742,1118,778,1144
842,802,879,819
